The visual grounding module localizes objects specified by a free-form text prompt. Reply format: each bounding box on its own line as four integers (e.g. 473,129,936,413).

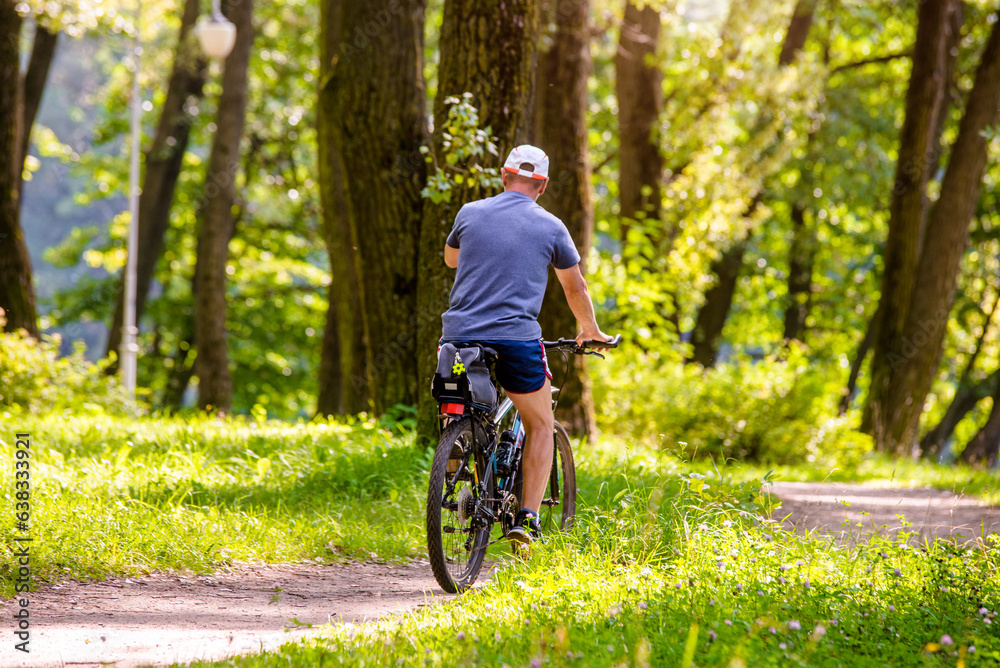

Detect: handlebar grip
582,334,621,349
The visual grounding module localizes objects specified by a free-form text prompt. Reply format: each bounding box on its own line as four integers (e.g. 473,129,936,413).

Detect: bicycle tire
511,420,577,534
540,421,577,532
426,416,492,593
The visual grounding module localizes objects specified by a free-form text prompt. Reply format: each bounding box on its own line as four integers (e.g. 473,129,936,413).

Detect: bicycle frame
489,396,526,445
490,395,516,424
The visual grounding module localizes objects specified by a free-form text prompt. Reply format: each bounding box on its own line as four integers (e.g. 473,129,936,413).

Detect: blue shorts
443,339,552,394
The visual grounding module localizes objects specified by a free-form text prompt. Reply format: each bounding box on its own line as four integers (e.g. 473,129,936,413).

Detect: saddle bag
431,343,498,410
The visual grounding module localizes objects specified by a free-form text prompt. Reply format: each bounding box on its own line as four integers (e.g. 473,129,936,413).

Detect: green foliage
17,0,1000,469
421,93,502,204
0,330,138,416
724,2,914,363
591,348,872,468
586,0,932,371
590,0,827,356
37,0,326,417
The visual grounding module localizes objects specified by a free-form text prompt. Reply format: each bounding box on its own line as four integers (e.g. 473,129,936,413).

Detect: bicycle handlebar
542,334,622,356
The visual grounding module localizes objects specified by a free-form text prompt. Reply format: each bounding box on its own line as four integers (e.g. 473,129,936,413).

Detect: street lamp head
196,14,236,59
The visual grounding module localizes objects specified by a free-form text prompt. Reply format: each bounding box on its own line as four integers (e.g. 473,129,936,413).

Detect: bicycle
426,335,621,594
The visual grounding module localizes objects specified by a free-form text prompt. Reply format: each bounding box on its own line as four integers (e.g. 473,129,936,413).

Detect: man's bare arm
554,264,612,346
444,244,459,269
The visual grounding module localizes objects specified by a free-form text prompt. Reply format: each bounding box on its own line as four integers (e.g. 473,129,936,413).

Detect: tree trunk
534,0,596,438
194,0,254,413
316,280,359,415
780,0,822,343
839,312,875,415
415,0,541,444
690,0,816,358
867,13,1000,456
105,0,207,367
929,2,965,184
863,0,959,445
782,202,813,342
18,22,57,200
920,287,1000,458
921,371,997,459
315,0,427,417
0,2,37,338
315,0,363,416
687,239,747,367
778,0,816,66
615,1,662,243
962,372,1000,465
314,190,368,415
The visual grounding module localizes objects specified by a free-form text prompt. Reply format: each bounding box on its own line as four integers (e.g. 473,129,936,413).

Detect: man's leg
507,377,554,513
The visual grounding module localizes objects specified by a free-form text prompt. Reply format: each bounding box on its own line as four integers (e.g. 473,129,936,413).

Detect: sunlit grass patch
0,414,430,594
588,430,1000,505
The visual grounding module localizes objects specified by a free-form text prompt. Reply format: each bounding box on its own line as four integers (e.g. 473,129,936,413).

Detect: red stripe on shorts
539,340,552,380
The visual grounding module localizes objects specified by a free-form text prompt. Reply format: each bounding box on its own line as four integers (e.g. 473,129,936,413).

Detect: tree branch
831,51,910,75
18,23,58,199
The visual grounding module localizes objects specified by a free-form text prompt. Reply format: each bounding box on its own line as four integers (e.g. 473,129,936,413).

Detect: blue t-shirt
442,190,581,341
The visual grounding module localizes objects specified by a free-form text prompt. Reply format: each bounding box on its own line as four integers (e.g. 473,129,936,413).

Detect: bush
591,346,872,468
0,329,140,416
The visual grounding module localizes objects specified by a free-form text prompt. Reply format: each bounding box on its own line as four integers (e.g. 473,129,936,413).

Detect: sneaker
507,508,542,545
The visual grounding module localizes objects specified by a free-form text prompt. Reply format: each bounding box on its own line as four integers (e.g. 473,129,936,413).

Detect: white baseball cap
503,145,549,180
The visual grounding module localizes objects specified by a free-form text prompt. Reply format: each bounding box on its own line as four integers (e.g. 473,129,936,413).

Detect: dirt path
0,558,454,668
3,483,998,667
767,481,1000,544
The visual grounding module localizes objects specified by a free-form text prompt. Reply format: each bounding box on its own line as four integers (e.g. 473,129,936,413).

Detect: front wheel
539,421,576,533
426,416,491,594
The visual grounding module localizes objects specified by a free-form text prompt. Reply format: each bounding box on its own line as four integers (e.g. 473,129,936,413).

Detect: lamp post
121,2,142,396
121,0,236,396
196,0,237,59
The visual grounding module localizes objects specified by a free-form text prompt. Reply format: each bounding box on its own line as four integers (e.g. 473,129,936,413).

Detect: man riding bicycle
441,144,614,545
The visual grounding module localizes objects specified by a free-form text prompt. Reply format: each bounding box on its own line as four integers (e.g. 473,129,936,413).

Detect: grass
0,413,431,595
2,413,998,666
182,440,1000,667
578,435,1000,505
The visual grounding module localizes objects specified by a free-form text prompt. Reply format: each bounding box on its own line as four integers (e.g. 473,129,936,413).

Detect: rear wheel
539,421,576,533
426,416,491,593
